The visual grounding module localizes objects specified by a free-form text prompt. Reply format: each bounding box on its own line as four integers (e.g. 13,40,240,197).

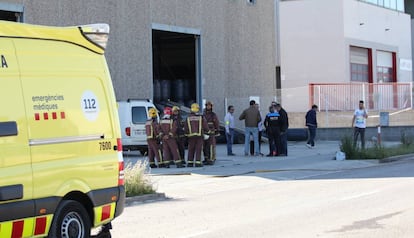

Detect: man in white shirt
224,105,236,155
352,100,368,149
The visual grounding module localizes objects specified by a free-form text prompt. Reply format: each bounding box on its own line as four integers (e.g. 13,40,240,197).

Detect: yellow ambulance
0,20,125,237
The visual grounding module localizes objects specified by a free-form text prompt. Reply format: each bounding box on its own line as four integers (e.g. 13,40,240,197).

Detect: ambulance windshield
80,23,110,50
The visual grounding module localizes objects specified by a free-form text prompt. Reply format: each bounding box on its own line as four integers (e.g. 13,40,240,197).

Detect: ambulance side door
0,39,34,226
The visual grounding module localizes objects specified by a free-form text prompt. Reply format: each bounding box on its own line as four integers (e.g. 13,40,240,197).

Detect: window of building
359,0,404,12
350,46,372,83
376,50,396,82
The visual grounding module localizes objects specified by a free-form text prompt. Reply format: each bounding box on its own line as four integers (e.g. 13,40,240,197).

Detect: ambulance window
0,121,18,137
131,107,147,124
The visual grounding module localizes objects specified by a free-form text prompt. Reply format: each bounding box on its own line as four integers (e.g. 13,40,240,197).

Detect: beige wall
280,0,346,112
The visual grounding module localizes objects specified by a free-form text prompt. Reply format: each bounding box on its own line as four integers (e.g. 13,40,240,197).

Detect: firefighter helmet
148,108,157,118
191,103,200,113
163,107,172,115
172,106,180,112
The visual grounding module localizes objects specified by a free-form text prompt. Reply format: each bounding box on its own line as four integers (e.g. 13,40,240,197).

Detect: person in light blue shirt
224,105,235,156
352,100,368,149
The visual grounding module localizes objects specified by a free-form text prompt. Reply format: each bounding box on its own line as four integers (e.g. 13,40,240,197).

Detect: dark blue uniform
264,111,281,156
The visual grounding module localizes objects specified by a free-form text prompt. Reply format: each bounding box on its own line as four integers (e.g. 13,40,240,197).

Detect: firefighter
145,108,163,168
159,107,184,168
203,101,220,165
172,106,186,164
185,103,210,167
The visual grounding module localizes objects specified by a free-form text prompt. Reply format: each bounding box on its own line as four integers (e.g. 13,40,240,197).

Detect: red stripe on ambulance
34,217,47,235
101,205,111,221
34,111,66,121
11,220,24,238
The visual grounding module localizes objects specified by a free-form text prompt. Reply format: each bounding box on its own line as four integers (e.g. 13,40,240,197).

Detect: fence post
411,82,413,109
377,125,381,146
362,83,366,103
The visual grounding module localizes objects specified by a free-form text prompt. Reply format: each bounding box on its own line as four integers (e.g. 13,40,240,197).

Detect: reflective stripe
29,134,103,146
186,116,202,136
34,217,47,236
94,202,116,226
11,220,24,238
0,216,51,238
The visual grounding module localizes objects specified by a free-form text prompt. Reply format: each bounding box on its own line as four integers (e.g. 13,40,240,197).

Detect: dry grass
124,160,155,197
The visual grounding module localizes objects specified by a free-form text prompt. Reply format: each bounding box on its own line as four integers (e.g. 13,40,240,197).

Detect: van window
132,107,148,124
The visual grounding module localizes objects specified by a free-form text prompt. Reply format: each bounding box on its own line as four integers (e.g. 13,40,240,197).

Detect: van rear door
130,105,149,140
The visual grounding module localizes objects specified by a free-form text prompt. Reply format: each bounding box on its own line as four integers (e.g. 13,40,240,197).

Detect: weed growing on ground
340,131,414,160
124,160,155,197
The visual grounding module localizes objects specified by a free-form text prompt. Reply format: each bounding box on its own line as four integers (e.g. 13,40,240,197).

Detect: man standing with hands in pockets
352,100,368,149
239,100,262,156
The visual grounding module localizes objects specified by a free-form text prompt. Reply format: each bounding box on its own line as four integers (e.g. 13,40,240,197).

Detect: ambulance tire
48,200,91,238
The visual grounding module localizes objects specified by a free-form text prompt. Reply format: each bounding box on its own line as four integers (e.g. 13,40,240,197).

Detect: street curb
125,193,168,206
379,153,414,163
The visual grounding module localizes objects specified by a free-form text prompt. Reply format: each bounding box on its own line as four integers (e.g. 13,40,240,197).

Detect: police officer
203,101,219,165
172,106,186,165
159,107,183,168
145,108,163,168
264,105,282,156
185,103,210,167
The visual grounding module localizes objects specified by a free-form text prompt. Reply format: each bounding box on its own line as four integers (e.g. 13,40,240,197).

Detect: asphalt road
111,157,414,238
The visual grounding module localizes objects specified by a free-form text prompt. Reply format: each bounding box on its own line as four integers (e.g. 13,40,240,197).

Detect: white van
118,99,158,154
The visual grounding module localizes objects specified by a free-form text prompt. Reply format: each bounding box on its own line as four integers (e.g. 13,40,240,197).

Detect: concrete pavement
123,140,413,205
124,140,407,178
163,141,401,176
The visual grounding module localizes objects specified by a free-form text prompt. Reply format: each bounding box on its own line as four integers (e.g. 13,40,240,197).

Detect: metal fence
309,83,413,111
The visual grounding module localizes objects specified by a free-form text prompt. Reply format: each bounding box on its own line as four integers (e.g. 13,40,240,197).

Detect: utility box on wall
380,112,389,127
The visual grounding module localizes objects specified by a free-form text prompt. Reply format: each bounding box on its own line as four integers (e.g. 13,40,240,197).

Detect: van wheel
48,200,91,238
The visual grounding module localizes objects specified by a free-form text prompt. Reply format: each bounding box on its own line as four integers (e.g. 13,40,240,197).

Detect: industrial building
0,0,413,127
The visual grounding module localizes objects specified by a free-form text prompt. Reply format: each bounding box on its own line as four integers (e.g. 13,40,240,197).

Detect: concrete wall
279,0,346,112
1,0,277,122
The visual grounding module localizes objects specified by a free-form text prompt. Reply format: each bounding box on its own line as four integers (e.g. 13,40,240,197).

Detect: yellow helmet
191,103,200,113
148,108,157,118
172,106,180,112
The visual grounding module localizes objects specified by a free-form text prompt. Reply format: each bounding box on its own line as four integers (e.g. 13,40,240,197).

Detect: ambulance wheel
48,200,91,238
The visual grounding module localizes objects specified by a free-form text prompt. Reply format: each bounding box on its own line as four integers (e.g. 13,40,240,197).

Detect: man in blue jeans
239,100,262,156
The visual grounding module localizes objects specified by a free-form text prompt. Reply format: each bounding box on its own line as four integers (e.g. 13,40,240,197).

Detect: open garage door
152,29,199,107
0,3,23,22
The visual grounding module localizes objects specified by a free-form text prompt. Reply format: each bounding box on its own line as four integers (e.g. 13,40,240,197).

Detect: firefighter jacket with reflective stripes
203,110,219,133
145,118,160,139
160,116,178,138
185,112,210,137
